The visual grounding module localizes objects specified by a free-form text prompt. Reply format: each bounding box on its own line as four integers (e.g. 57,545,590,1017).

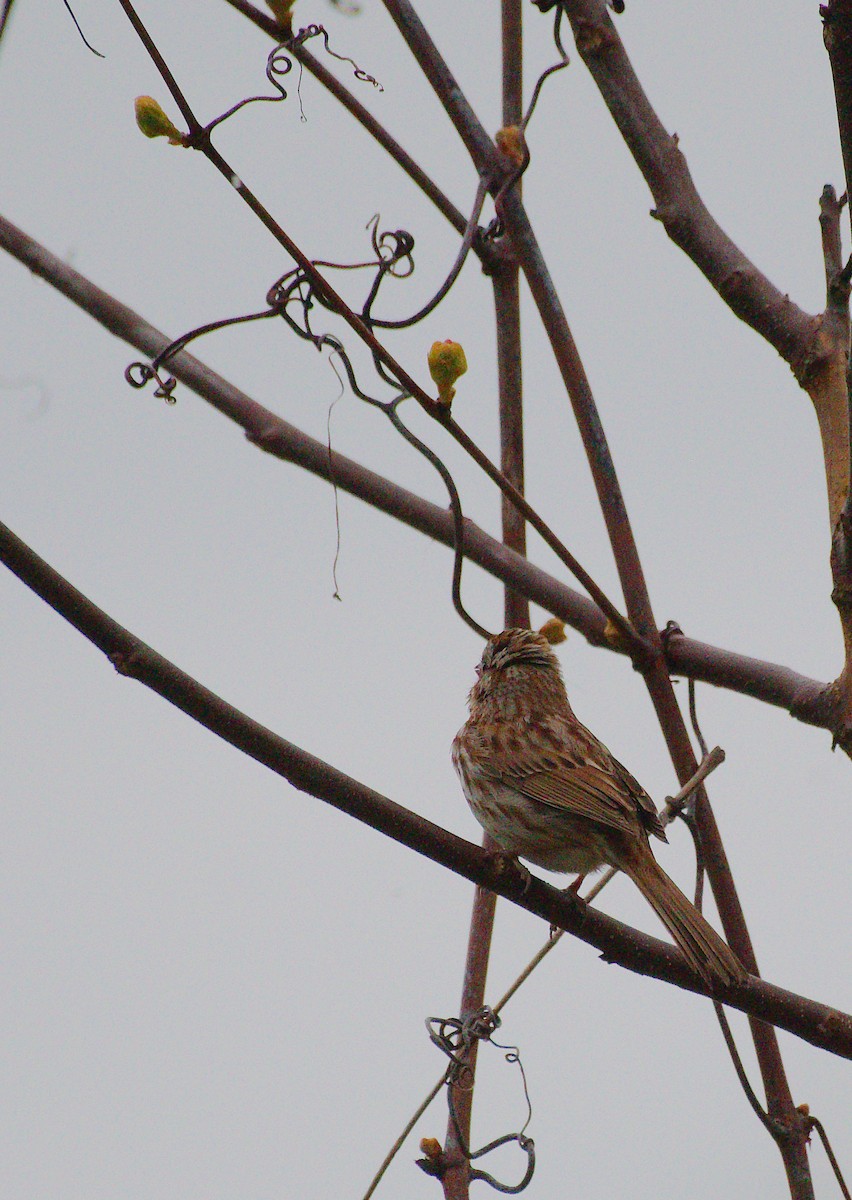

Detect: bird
452,628,746,987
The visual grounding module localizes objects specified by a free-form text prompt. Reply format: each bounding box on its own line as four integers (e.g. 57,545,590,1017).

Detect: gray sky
2,1,850,1197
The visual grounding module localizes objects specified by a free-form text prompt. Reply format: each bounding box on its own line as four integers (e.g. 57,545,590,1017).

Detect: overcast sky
2,2,850,1197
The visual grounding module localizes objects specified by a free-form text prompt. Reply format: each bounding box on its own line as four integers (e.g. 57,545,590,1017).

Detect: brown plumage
452,628,746,987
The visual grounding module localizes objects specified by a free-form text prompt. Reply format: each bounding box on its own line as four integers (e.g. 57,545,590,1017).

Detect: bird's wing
607,755,667,841
516,762,640,835
485,720,666,841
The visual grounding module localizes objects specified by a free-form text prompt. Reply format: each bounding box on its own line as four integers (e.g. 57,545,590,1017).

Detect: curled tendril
267,43,296,92
368,178,488,330
367,215,416,275
423,1008,536,1194
199,41,295,136
125,362,177,404
291,24,383,91
267,268,325,346
123,309,277,405
121,195,490,635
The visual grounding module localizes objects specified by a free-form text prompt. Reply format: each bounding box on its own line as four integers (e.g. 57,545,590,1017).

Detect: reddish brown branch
494,268,528,631
440,11,528,1199
2,515,852,1060
0,213,834,726
823,1,852,244
560,1,817,373
495,0,528,634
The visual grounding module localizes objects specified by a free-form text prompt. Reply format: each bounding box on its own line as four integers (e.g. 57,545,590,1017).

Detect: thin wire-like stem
809,1115,852,1200
712,1001,778,1134
441,413,643,654
385,401,490,639
361,1074,446,1200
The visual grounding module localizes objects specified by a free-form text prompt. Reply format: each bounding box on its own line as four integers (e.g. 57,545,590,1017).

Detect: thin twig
361,1074,446,1200
808,1114,852,1200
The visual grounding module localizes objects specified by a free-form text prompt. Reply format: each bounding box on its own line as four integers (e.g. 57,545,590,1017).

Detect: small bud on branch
428,339,468,409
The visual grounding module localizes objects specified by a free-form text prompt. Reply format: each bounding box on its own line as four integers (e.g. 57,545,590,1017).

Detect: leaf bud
134,96,185,145
539,617,567,645
428,339,468,408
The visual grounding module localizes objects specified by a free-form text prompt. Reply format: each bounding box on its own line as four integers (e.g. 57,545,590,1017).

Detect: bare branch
0,212,835,730
2,515,852,1059
559,0,817,371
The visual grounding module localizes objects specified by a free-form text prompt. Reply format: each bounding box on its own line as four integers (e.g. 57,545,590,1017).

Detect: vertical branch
441,885,497,1200
497,0,529,633
495,266,527,631
441,9,526,1198
379,4,816,1193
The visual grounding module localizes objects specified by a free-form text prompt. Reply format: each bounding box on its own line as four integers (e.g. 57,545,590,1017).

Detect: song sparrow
452,628,745,987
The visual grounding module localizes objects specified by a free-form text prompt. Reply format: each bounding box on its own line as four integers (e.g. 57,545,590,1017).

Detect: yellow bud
428,339,467,408
134,96,185,145
419,1137,442,1159
538,617,567,645
495,125,526,166
265,0,296,32
602,619,623,648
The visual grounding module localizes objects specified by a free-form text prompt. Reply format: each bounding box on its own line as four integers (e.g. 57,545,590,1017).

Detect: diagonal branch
0,212,832,729
2,515,852,1060
559,0,817,372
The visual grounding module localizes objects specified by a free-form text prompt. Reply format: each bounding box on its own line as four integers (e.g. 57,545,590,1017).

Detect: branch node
109,647,145,677
572,16,617,57
487,851,533,898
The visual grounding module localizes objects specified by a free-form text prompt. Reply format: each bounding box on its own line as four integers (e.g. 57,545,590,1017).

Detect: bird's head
468,628,569,717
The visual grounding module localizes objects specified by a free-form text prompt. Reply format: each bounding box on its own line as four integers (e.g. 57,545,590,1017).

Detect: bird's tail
621,854,747,988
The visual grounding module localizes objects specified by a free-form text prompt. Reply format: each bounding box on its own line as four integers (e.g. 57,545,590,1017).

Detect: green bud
134,96,184,145
428,339,468,408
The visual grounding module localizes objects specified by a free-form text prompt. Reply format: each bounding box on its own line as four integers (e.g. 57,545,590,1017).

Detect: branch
2,515,852,1060
0,213,833,728
559,0,817,372
440,10,528,1198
